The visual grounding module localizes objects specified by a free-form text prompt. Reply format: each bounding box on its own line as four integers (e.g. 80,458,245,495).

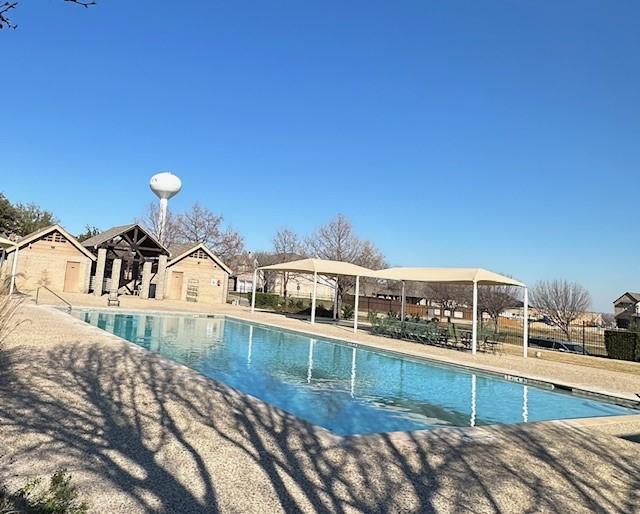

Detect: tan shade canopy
259,258,375,277
0,236,15,249
371,267,525,287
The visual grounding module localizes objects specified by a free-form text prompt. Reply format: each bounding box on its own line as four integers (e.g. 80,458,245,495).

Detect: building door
169,271,184,300
63,261,82,292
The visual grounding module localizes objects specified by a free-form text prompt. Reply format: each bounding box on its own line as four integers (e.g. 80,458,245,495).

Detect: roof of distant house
613,292,640,304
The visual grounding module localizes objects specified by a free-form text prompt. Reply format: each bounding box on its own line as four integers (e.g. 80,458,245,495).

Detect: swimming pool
71,309,636,436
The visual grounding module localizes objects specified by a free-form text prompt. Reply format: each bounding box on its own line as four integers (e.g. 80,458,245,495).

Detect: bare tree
306,214,385,315
531,280,591,340
1,0,95,30
253,252,279,293
272,228,304,299
478,284,520,334
601,312,615,328
426,283,470,323
174,203,245,263
138,202,245,262
138,202,179,248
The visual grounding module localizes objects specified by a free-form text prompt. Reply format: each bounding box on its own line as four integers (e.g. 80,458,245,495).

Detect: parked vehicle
529,337,589,355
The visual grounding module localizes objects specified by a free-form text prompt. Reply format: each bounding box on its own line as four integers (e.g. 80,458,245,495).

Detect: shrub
299,305,333,318
341,304,354,320
604,330,640,362
247,292,282,310
0,469,88,514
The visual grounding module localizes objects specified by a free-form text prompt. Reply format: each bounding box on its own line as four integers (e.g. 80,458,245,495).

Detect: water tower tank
150,172,182,199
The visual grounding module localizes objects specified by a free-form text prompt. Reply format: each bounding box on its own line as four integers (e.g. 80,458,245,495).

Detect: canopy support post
9,246,19,295
471,280,478,354
400,281,406,320
250,269,257,313
353,275,360,333
523,286,529,358
332,276,338,320
310,271,318,324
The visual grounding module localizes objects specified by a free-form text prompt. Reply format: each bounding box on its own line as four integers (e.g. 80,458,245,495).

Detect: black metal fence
229,290,634,360
489,318,608,357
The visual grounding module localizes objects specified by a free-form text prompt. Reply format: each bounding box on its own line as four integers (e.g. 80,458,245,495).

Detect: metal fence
489,318,608,357
230,290,622,359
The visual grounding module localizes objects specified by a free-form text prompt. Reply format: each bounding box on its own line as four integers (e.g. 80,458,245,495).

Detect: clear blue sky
3,1,639,311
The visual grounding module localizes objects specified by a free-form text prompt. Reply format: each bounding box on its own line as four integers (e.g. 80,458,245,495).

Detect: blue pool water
72,310,636,436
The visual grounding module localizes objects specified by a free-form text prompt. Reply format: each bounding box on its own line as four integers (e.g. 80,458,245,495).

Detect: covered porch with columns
81,224,170,300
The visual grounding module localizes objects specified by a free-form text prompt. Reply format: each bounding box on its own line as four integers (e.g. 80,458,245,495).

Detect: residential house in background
229,252,335,300
613,292,640,328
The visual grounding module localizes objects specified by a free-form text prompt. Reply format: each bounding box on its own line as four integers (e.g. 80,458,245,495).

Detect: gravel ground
0,302,638,513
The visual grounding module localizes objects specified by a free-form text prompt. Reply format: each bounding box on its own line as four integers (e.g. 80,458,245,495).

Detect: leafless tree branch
0,0,95,30
531,279,591,340
0,2,18,29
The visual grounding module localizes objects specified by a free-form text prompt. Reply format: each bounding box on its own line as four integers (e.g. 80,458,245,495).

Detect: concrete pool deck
1,300,639,513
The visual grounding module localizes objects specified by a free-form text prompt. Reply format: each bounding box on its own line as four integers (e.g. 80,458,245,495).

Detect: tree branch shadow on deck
0,343,638,513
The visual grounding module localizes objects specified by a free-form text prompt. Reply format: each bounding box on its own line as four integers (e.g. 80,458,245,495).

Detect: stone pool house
0,223,231,305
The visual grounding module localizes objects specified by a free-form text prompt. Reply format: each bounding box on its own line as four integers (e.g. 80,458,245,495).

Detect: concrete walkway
1,301,638,513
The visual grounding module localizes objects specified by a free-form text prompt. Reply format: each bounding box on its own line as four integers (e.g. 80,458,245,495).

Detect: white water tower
150,172,182,244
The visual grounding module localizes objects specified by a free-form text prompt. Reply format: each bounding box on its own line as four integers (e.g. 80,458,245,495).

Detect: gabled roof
168,243,198,259
613,292,640,304
167,242,232,274
0,235,15,249
81,223,166,253
5,224,96,261
81,224,135,248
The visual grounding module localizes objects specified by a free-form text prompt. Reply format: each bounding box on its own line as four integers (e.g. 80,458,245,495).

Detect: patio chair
437,327,450,347
482,332,505,354
458,330,473,351
411,323,431,344
107,291,120,307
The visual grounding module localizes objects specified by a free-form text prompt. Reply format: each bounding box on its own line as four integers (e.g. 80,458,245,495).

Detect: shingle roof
81,224,136,248
167,242,232,274
614,292,640,304
81,224,167,254
5,224,96,261
168,243,197,258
